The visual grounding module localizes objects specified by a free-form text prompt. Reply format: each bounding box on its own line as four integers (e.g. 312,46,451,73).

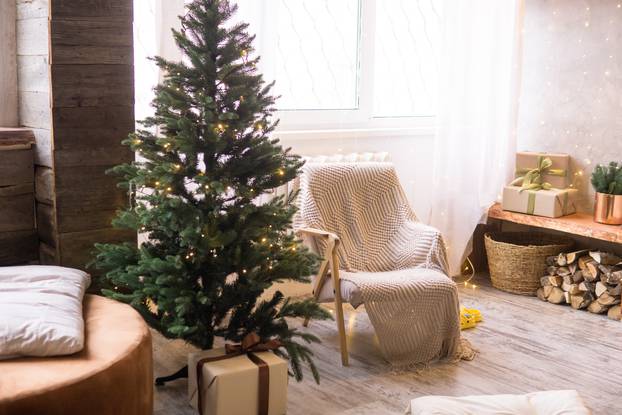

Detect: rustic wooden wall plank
59,229,135,269
51,64,133,108
39,241,59,265
46,0,136,270
0,1,18,126
51,0,132,18
0,185,34,232
0,149,34,186
55,164,128,233
0,230,38,266
13,0,137,268
50,18,133,65
36,202,57,246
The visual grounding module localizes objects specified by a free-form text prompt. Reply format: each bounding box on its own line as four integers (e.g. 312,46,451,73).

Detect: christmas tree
94,0,330,382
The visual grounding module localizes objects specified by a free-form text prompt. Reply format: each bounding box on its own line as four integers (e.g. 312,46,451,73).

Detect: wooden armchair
294,162,462,369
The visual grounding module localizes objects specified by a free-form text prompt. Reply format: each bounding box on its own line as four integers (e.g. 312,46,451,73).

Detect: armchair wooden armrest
295,227,340,241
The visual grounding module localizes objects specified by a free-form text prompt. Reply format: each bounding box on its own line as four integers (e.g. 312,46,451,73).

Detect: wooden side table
487,202,622,244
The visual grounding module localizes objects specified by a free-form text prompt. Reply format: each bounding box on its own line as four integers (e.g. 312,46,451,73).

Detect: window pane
235,0,360,111
373,0,441,117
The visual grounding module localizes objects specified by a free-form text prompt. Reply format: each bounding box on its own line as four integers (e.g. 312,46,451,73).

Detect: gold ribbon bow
511,155,557,192
196,332,282,415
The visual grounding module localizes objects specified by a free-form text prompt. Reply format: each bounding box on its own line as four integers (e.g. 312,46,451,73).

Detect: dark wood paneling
59,228,135,269
0,148,33,186
51,64,133,108
0,230,38,266
51,0,132,18
36,201,57,246
0,184,34,232
52,106,134,167
53,105,134,130
55,164,128,233
0,128,36,145
39,241,59,265
42,0,136,269
53,124,133,150
50,18,132,65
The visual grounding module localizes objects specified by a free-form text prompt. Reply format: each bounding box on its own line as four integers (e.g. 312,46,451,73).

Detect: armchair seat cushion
314,268,450,308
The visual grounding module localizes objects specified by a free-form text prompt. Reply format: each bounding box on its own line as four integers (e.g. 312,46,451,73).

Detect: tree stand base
155,365,188,386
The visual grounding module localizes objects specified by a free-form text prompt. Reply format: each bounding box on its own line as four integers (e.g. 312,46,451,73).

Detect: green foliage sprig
591,162,622,195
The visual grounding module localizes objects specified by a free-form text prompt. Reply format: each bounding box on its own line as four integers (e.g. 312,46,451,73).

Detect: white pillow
0,265,91,359
407,390,591,415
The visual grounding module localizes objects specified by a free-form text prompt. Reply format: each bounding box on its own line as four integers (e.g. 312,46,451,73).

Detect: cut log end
607,305,622,321
587,301,610,314
547,287,566,304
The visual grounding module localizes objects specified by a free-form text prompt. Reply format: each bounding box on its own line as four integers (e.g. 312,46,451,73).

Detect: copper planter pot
594,192,622,225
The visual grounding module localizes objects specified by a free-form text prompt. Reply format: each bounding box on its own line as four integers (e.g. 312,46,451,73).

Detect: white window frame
273,0,436,136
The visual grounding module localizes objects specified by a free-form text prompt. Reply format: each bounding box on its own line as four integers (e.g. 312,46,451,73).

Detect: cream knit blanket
296,162,473,367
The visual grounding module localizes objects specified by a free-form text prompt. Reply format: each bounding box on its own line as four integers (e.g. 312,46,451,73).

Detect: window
234,0,442,131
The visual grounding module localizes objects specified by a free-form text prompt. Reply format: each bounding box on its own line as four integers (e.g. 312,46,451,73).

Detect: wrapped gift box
502,186,577,218
188,348,287,415
515,152,571,189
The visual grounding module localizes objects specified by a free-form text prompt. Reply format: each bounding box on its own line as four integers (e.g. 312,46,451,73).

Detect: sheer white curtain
428,0,524,276
133,0,185,122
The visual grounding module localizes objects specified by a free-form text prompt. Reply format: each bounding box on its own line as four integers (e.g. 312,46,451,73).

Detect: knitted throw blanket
296,162,473,367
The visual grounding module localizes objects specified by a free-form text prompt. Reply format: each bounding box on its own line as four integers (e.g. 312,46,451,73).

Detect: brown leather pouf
0,295,153,415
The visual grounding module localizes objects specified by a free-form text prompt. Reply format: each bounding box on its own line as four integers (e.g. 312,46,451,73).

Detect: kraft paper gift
502,186,577,218
514,152,571,190
188,347,288,415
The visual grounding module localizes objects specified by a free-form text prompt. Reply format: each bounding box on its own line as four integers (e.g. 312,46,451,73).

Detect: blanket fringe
389,337,477,374
455,337,477,361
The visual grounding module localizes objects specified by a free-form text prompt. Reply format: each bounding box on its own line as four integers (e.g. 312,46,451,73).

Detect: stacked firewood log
537,250,622,321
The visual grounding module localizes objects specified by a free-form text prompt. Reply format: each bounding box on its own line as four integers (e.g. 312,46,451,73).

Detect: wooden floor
153,275,622,414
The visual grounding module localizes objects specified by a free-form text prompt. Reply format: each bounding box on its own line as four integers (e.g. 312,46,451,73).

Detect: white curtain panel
429,0,524,276
133,0,185,122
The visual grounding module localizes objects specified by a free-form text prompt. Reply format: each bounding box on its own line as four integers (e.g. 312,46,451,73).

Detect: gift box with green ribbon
514,152,570,190
502,185,577,218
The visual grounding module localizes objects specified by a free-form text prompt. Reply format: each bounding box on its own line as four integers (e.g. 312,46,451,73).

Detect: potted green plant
591,162,622,224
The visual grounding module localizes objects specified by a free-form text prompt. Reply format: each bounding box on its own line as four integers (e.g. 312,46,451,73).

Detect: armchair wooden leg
304,254,331,328
331,252,349,366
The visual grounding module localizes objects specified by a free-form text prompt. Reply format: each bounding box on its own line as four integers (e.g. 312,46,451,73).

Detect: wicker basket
484,232,574,295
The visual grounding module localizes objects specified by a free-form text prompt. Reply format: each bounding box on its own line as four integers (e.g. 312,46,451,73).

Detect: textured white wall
518,0,622,212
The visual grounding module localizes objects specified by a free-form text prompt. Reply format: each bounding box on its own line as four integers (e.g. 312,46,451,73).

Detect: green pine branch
591,161,622,195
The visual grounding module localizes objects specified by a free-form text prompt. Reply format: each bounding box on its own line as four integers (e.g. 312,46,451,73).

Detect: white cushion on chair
407,390,591,415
